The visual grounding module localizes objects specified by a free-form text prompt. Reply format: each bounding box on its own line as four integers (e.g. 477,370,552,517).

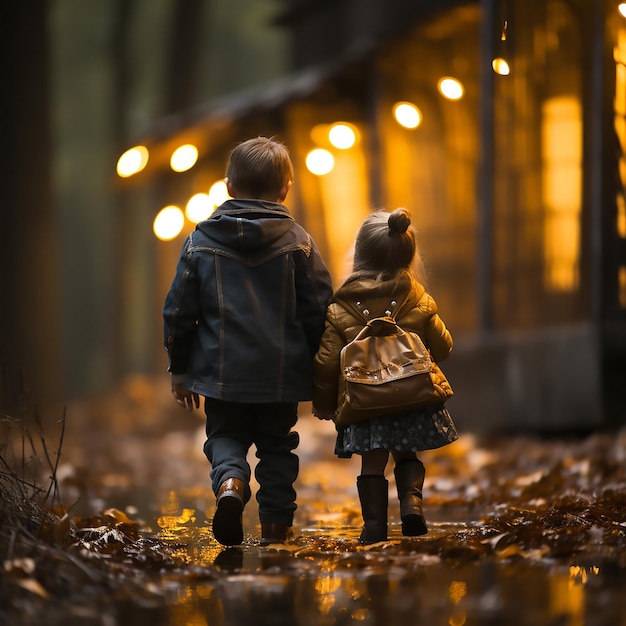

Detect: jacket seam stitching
188,243,309,266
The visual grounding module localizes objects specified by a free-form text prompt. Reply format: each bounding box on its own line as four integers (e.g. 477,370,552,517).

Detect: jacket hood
196,199,296,252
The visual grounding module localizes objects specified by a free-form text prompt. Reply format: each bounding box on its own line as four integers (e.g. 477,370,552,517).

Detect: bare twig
40,408,66,508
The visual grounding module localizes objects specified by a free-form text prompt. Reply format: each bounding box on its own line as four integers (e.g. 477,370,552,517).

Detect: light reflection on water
149,497,625,626
156,550,619,626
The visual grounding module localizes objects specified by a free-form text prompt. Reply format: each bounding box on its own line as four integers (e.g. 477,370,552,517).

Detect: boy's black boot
213,477,245,546
356,475,388,545
394,459,428,536
260,523,293,546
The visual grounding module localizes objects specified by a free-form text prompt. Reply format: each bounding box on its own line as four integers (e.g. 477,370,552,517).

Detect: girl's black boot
356,475,388,544
394,459,428,536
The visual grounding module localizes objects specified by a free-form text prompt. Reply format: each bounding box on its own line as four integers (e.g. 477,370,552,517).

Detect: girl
312,208,458,544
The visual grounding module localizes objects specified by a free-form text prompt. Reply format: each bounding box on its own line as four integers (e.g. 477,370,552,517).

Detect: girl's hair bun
388,208,411,235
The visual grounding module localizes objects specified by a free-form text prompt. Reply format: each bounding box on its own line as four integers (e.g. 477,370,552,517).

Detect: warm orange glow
170,144,198,172
448,614,467,626
310,123,330,146
542,96,582,291
615,32,626,243
154,205,185,240
116,145,149,177
449,580,467,604
438,77,464,100
620,266,626,308
618,193,626,238
393,102,422,129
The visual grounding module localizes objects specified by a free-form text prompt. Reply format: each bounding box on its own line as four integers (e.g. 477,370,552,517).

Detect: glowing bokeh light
208,180,230,208
328,123,357,149
153,205,185,240
492,57,510,75
619,3,626,18
393,102,422,129
306,148,334,175
438,77,464,101
170,144,199,172
116,145,149,177
185,193,213,223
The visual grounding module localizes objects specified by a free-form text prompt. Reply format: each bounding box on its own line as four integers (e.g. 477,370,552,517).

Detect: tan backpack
336,315,453,426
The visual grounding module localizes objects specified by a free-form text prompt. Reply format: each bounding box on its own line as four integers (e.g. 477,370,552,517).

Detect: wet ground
3,375,626,625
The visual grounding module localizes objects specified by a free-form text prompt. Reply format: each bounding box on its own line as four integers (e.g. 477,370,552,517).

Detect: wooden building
109,1,626,431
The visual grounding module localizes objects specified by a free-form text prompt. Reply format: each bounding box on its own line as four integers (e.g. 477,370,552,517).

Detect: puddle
141,496,626,626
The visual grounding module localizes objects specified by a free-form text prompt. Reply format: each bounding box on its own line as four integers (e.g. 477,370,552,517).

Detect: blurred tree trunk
110,0,137,381
0,0,61,412
107,0,206,382
164,0,205,114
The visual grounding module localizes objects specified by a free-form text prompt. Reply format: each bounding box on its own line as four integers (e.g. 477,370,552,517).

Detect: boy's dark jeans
203,398,299,526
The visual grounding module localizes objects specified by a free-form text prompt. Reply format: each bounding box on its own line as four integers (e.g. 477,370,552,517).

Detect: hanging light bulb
393,102,422,129
492,18,511,75
492,58,510,75
438,77,464,101
116,145,149,177
306,149,334,175
501,19,508,41
328,123,358,149
170,144,199,172
153,206,185,240
208,180,230,208
185,193,213,223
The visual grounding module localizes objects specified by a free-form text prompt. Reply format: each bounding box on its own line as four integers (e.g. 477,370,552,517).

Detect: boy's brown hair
226,137,294,199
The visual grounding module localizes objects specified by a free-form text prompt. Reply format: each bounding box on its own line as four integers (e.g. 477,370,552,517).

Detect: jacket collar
333,273,425,321
212,198,293,218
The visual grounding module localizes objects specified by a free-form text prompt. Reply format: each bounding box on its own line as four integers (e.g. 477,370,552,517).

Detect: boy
163,137,333,546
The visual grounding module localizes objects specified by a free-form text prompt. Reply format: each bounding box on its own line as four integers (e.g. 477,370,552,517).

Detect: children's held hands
172,382,199,412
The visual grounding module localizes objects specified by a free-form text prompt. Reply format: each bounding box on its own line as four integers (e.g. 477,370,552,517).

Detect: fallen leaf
16,577,49,599
103,508,135,525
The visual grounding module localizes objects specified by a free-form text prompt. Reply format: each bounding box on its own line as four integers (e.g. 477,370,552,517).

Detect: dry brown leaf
103,508,135,525
16,577,49,599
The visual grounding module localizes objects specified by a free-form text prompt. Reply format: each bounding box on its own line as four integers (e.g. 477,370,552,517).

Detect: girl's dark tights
360,449,418,475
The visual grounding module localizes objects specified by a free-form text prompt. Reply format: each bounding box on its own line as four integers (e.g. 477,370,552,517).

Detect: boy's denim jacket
163,199,333,403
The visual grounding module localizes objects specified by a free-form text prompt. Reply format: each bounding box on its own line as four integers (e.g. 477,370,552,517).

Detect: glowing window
541,96,582,292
